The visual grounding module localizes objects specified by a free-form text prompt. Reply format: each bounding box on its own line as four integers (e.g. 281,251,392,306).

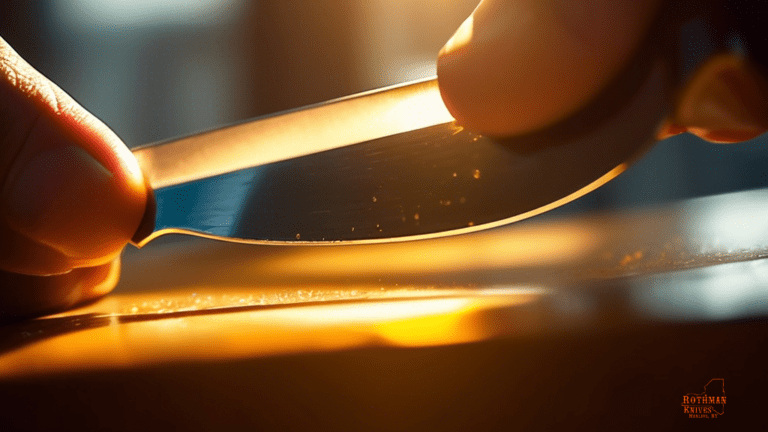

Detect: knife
129,1,766,247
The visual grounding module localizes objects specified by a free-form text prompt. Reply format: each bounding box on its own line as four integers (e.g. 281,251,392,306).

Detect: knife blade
130,64,667,247
129,0,760,247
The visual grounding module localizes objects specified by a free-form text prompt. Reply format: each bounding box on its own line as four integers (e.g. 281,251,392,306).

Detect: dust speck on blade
414,213,420,221
473,169,481,179
296,233,301,240
372,196,377,203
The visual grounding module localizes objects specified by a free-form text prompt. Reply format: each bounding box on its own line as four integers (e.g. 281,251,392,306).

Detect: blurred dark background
1,0,766,213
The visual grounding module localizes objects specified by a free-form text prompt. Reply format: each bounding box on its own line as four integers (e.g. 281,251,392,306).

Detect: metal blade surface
133,61,671,246
132,78,453,189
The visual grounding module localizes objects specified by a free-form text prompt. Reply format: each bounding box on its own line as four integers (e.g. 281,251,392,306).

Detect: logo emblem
681,379,726,418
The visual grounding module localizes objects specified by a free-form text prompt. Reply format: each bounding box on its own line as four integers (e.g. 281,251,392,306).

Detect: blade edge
134,163,627,248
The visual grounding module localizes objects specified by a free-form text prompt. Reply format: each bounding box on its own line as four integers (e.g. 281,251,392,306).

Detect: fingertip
0,257,120,321
0,37,148,274
1,116,147,271
437,0,661,137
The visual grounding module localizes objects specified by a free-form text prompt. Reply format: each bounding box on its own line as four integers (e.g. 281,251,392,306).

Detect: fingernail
130,175,156,246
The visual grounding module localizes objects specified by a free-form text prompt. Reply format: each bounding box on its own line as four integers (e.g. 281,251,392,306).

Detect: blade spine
131,75,441,152
132,76,453,189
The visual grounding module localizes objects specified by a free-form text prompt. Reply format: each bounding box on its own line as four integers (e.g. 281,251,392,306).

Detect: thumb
437,0,660,137
0,37,148,276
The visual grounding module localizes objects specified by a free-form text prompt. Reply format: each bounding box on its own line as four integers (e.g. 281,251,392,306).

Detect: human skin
437,0,768,142
2,1,768,316
0,37,147,315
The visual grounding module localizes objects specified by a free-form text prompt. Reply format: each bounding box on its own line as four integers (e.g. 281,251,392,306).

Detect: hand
0,37,148,318
437,0,768,142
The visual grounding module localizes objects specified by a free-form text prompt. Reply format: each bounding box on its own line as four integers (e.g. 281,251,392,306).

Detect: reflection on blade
132,78,454,189
136,62,670,246
138,122,631,246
